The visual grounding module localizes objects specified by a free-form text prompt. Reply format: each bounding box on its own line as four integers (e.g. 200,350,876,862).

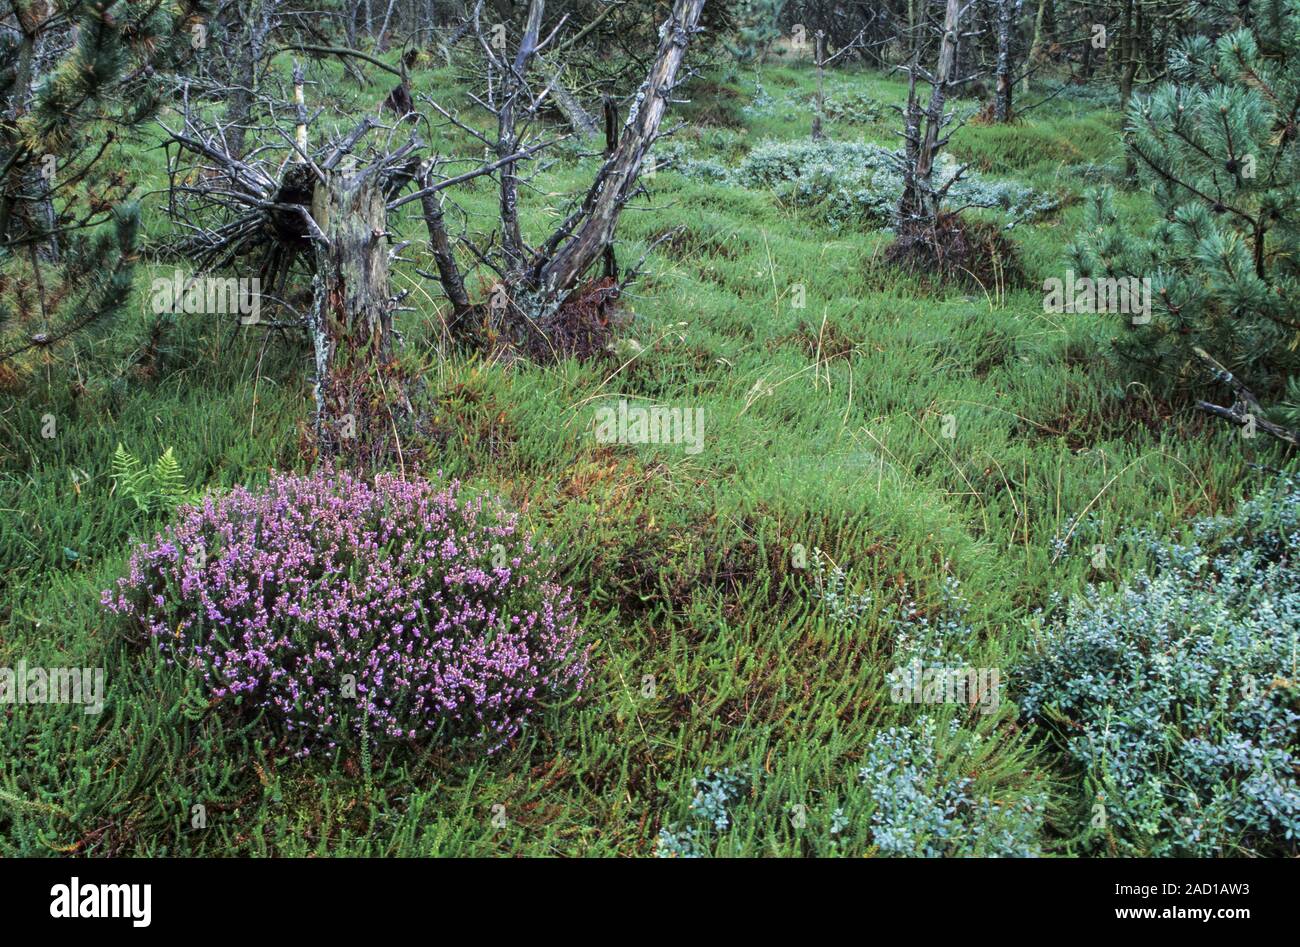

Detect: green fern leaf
110,442,149,512
150,447,185,506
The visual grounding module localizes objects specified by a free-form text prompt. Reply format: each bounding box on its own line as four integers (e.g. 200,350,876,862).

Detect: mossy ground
0,55,1285,855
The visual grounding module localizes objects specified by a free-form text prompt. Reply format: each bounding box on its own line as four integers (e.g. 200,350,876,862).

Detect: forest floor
0,56,1277,855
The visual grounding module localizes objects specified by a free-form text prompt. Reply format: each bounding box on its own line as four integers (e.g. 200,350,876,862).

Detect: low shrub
855,717,1045,857
103,469,589,755
655,767,754,857
812,553,977,662
1018,475,1300,855
819,89,887,124
667,139,1057,231
655,720,1045,857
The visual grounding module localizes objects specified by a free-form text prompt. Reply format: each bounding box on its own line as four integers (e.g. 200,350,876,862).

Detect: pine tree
0,0,209,373
726,0,787,61
1067,1,1300,417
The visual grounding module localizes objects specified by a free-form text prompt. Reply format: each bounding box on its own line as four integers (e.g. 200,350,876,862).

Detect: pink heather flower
104,469,589,753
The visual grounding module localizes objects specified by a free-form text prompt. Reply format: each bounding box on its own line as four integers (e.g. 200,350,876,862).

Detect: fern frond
150,448,185,504
110,442,149,511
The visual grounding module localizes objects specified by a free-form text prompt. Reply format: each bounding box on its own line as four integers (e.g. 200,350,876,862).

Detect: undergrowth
0,59,1286,856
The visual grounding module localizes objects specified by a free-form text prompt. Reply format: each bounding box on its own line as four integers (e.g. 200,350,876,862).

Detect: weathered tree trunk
1022,0,1048,94
812,30,826,141
994,0,1017,122
418,164,471,322
308,170,396,455
601,96,619,280
898,0,962,226
921,0,961,181
498,0,546,268
538,0,706,296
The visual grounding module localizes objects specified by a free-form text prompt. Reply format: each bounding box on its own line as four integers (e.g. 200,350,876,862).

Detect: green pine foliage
0,1,209,372
726,0,787,61
1066,3,1300,396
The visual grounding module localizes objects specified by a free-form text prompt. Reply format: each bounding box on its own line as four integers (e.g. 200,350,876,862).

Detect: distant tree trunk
377,0,399,49
898,0,962,226
224,1,273,161
1025,0,1048,93
1118,0,1135,107
994,0,1017,122
1119,0,1139,180
539,53,601,138
812,30,826,140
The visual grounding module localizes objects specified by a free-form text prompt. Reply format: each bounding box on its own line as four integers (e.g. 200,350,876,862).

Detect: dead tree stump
307,169,398,458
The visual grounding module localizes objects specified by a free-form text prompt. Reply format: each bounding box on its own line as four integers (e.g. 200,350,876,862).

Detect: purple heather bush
103,469,588,754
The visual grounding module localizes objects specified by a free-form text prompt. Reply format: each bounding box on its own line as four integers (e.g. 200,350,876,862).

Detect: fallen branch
288,44,405,79
1193,346,1299,449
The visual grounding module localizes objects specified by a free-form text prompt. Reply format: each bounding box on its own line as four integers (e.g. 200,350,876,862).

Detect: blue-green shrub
655,718,1045,857
665,139,1058,231
1019,476,1300,856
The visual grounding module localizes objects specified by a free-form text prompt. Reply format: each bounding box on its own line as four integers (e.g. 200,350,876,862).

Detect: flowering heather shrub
1019,476,1300,855
103,469,588,755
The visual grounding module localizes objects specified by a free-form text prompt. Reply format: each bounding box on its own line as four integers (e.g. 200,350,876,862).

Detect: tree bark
601,95,619,279
1022,0,1047,94
498,0,546,268
994,0,1017,122
418,166,471,320
898,0,962,226
538,0,706,296
308,170,396,454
